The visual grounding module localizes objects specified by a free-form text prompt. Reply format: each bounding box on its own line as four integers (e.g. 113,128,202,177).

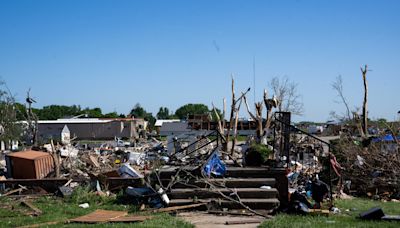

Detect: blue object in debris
203,151,226,177
126,187,163,208
372,134,400,143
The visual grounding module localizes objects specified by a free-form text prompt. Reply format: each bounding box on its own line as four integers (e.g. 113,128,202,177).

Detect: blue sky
0,0,399,122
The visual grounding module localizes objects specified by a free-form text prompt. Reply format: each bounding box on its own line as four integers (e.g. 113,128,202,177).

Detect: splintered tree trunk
243,95,263,140
255,102,263,138
225,77,235,152
231,99,243,154
50,140,60,177
263,89,275,133
361,65,368,137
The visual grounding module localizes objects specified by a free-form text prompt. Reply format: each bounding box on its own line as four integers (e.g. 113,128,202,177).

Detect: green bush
245,143,272,166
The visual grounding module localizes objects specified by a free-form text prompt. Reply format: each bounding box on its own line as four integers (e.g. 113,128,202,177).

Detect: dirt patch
178,212,266,228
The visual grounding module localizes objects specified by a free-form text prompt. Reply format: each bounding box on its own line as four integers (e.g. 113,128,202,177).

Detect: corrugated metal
7,150,54,179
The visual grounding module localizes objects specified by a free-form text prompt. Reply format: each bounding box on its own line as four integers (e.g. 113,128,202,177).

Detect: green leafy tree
15,102,27,121
174,103,210,120
156,107,171,119
103,112,120,118
129,103,147,118
34,105,83,119
129,103,156,128
0,80,22,143
83,107,102,118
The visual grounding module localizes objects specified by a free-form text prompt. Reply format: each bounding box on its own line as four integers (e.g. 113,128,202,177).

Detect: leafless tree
263,89,278,131
361,65,368,137
243,95,263,138
25,88,38,146
331,75,352,121
269,76,303,115
212,76,249,153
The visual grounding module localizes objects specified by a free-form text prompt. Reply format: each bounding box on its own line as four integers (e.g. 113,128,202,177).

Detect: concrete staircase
159,166,288,210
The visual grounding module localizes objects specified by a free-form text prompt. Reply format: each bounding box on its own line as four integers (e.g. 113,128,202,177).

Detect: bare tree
25,89,38,146
270,76,303,115
331,75,352,121
263,89,278,131
225,77,236,151
212,77,249,152
361,65,368,137
243,96,263,138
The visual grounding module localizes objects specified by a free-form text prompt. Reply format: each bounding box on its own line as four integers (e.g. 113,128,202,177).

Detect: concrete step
168,198,280,210
159,166,286,178
164,178,276,188
169,187,278,199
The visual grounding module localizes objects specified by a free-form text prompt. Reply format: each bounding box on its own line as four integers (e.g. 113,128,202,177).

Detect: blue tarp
372,134,400,143
203,151,226,177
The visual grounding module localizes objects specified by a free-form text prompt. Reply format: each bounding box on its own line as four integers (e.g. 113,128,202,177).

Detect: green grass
261,198,400,228
3,193,399,228
0,188,193,228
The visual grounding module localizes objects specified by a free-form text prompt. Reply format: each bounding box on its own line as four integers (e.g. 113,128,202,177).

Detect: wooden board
110,215,152,222
69,210,128,223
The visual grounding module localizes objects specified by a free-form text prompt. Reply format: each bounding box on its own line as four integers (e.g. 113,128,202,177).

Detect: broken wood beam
21,200,43,216
207,210,254,216
225,219,264,225
152,203,207,213
1,187,24,196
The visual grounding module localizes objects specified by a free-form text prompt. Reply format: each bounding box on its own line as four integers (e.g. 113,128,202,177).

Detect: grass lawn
261,198,400,228
2,191,400,228
0,187,193,228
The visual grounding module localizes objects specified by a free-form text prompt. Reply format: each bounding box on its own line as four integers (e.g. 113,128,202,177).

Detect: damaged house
35,117,146,141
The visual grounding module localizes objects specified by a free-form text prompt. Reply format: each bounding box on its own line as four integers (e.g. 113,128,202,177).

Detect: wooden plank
207,210,254,216
152,203,207,213
21,200,42,216
308,209,330,216
2,187,24,196
110,215,152,222
225,219,264,225
69,210,128,223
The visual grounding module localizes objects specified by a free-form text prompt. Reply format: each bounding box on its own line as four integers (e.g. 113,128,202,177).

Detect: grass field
261,198,400,228
1,189,400,228
0,187,193,228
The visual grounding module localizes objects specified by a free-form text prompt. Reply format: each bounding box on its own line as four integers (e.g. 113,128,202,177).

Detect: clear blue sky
1,0,399,122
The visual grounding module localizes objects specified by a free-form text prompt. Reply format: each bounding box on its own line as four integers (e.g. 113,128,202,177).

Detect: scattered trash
118,164,143,178
260,186,272,190
125,187,163,208
330,207,341,214
58,186,73,197
203,151,226,177
79,203,90,209
158,188,170,205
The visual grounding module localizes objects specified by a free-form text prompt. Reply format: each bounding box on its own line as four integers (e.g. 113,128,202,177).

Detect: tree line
13,102,220,126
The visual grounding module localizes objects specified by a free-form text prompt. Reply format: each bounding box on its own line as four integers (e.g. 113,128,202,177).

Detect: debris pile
334,135,400,201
